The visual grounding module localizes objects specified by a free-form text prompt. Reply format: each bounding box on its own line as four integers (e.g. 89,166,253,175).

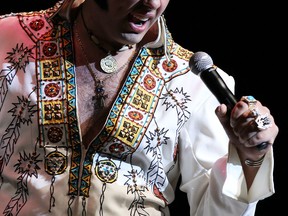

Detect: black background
1,1,286,215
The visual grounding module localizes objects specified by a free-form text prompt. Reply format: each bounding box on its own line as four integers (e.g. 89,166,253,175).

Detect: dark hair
94,0,108,10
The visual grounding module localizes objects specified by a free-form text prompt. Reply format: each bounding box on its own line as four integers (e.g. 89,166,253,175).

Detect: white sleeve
178,69,275,215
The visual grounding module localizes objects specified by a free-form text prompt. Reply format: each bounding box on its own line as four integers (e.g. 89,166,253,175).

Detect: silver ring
255,113,272,130
241,96,272,130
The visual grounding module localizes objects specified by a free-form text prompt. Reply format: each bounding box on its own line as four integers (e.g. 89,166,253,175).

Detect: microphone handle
200,67,237,111
200,68,268,150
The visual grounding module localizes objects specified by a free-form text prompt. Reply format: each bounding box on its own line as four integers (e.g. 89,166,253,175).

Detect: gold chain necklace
80,7,132,74
74,21,137,109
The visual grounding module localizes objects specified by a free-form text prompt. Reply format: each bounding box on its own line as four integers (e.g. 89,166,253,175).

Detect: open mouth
129,14,150,26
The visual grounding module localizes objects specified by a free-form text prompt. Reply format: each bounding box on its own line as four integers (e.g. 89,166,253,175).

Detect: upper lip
132,14,150,22
130,11,155,22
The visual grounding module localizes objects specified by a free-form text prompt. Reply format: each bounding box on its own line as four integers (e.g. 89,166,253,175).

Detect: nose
142,0,161,9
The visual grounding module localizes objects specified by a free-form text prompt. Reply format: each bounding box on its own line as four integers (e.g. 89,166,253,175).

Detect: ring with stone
241,96,259,116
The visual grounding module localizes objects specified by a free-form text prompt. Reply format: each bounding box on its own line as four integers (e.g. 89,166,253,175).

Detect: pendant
92,80,108,109
100,55,117,74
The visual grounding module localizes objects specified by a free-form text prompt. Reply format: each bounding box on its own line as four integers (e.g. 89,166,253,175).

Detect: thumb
215,104,232,133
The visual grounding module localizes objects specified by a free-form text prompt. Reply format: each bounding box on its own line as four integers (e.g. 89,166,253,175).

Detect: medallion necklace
74,21,138,109
80,7,133,74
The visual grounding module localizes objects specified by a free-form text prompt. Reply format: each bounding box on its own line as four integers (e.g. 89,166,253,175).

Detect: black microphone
189,51,267,150
189,51,237,111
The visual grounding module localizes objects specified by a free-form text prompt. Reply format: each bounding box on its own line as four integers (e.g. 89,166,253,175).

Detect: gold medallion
100,55,117,73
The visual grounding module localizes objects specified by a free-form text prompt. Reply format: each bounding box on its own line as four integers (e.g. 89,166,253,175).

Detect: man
0,0,278,215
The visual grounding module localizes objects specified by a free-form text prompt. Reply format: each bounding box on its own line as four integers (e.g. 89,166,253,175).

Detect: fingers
229,96,278,149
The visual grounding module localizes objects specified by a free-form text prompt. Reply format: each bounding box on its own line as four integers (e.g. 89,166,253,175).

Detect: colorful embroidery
95,160,118,183
29,19,45,31
45,151,67,175
0,5,195,215
162,58,178,72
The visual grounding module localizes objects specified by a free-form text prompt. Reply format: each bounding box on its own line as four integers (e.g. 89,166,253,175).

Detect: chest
75,64,127,146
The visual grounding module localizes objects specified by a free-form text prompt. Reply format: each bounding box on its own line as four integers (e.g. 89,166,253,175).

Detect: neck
73,15,138,74
79,5,132,55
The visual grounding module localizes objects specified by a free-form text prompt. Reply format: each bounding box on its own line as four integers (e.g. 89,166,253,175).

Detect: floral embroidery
0,44,33,111
3,151,41,216
0,95,37,187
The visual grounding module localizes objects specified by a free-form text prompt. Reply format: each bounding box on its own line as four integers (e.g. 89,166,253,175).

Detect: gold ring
241,96,259,116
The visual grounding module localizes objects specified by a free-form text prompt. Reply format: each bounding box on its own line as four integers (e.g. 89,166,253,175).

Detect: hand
215,96,279,161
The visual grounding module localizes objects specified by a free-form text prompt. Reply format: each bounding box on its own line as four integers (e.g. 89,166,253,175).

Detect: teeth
133,15,149,22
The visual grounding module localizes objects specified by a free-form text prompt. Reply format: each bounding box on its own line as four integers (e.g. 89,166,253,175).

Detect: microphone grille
189,51,214,75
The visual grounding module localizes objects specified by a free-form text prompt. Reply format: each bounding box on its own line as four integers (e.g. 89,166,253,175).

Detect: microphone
189,51,268,150
189,51,237,111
